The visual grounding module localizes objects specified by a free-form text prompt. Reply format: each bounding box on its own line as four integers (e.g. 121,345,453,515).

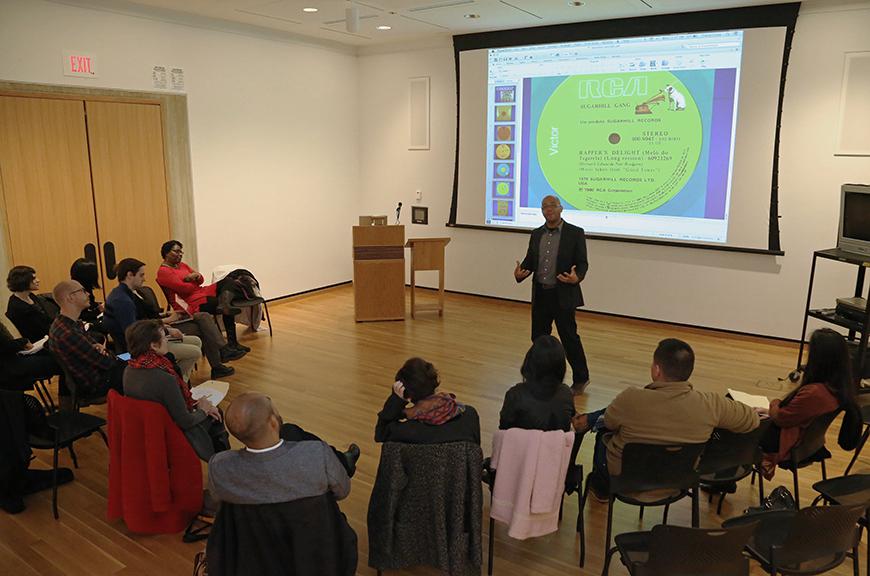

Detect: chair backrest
790,410,840,463
640,523,757,576
367,441,483,572
775,504,865,567
48,348,83,409
207,495,358,576
698,422,770,476
611,442,706,495
136,285,163,317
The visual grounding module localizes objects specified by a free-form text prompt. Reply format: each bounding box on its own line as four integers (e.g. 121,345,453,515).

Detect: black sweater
6,294,57,343
499,381,576,432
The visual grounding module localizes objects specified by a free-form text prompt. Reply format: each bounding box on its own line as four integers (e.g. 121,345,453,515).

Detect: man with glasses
514,195,591,394
48,280,126,402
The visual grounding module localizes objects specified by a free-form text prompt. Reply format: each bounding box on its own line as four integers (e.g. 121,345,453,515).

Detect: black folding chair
614,522,757,575
843,403,870,476
583,442,706,576
775,410,840,508
811,474,870,576
723,504,864,575
698,422,769,515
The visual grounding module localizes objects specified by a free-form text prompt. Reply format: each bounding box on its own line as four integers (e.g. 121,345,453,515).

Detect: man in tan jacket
578,338,759,501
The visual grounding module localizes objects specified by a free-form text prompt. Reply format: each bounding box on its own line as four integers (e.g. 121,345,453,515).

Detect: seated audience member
105,258,203,381
6,265,58,343
375,357,480,445
500,335,576,431
208,392,350,505
0,389,73,514
123,320,229,461
576,338,759,501
109,257,241,379
0,321,60,391
156,240,253,354
49,280,126,399
69,258,106,330
758,328,860,478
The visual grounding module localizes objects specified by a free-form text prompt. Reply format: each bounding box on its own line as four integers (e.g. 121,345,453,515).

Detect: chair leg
52,444,60,520
68,445,78,469
865,511,869,576
792,468,800,510
717,492,726,515
97,428,108,446
638,505,644,521
263,300,273,337
602,499,615,576
558,496,564,523
662,503,670,525
758,467,765,506
488,517,495,576
692,488,700,528
844,425,869,476
578,488,586,567
852,545,859,576
821,459,827,480
751,469,756,485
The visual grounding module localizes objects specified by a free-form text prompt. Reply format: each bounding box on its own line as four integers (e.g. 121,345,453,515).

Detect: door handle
84,243,97,263
103,242,117,280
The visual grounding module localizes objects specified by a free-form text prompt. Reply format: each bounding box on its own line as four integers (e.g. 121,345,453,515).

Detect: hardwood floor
1,284,865,575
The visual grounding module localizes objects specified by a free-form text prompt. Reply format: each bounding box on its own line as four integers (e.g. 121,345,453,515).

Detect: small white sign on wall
170,67,185,91
62,50,97,78
152,65,168,89
835,51,870,156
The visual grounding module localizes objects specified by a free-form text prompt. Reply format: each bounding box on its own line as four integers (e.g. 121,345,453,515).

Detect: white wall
0,0,359,299
358,3,870,339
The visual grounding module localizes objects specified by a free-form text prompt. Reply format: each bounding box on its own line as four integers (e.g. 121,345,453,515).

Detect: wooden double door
0,95,172,305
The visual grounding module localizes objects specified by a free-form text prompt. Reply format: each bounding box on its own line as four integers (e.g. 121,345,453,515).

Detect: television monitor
838,184,870,257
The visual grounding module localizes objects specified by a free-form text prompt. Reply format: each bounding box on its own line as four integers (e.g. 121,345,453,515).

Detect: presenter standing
514,195,590,394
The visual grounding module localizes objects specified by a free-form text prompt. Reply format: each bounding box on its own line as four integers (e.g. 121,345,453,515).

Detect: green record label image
535,71,702,213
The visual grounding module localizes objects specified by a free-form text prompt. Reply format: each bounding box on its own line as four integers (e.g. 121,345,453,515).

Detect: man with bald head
48,280,126,400
515,195,591,394
208,392,351,505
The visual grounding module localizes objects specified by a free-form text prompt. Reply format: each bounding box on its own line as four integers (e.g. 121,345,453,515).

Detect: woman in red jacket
759,328,857,478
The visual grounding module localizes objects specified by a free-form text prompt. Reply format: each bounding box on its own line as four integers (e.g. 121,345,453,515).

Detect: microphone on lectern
396,202,403,224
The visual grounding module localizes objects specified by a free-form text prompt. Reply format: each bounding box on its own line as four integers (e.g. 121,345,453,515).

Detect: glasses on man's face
70,288,85,296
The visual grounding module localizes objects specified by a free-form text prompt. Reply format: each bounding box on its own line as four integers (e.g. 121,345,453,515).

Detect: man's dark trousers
532,283,589,384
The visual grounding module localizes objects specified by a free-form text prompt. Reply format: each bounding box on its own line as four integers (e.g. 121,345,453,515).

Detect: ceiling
53,0,836,49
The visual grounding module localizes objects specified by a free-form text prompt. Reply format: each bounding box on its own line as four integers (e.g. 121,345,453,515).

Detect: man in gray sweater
208,392,350,505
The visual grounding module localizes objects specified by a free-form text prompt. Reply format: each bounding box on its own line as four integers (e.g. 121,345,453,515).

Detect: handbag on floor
743,485,795,515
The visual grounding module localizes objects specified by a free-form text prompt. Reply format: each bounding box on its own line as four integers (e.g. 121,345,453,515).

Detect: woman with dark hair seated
123,319,229,461
375,357,480,444
500,335,576,431
758,328,860,478
0,321,61,391
5,266,58,343
69,258,105,328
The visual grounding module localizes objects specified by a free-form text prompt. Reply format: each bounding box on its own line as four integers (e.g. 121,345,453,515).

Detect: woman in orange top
758,328,858,478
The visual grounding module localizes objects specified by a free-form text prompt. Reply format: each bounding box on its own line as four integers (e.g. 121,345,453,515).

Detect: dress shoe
220,346,246,362
342,443,361,478
231,342,251,353
210,364,235,379
24,468,73,495
571,380,590,396
0,497,25,514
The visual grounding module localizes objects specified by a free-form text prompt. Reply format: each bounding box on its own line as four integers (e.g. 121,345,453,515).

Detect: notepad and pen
16,335,48,356
726,388,770,410
190,380,230,405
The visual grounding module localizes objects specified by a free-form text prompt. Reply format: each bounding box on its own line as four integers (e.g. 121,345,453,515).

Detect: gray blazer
123,366,215,460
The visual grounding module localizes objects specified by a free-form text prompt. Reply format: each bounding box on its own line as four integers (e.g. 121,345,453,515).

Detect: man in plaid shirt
49,280,125,400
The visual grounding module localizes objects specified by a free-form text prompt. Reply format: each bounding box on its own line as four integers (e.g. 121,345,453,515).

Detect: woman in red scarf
375,357,480,445
123,320,229,460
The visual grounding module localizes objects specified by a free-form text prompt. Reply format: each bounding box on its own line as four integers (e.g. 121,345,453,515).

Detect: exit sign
62,50,98,78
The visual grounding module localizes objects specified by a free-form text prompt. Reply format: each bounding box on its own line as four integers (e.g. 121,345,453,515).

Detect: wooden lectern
405,237,450,319
352,225,405,322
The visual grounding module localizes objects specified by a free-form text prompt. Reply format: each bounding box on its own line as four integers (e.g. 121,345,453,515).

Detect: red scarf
129,350,195,410
403,392,465,425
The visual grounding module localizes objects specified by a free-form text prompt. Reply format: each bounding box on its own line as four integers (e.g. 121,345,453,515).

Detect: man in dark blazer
514,195,590,394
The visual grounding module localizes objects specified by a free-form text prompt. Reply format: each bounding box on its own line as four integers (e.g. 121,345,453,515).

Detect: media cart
798,248,870,389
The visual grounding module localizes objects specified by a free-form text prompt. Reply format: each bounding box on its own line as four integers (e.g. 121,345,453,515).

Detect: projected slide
485,31,743,243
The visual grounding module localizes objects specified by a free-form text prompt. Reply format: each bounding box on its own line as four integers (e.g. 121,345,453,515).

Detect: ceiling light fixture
377,25,392,30
302,7,318,12
464,13,480,19
568,0,585,6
